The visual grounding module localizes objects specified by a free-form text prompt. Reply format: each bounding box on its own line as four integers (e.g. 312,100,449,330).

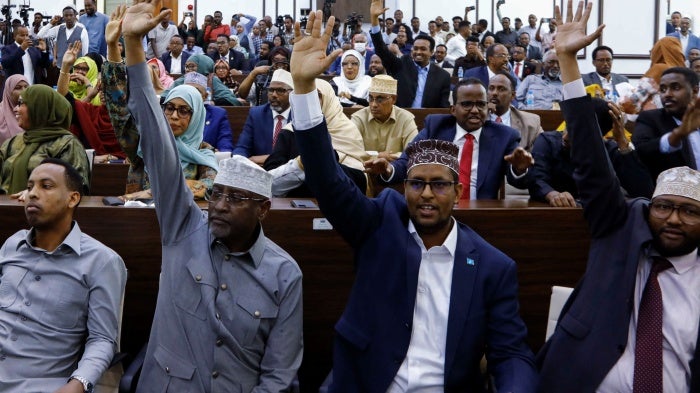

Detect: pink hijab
0,75,28,145
147,58,175,89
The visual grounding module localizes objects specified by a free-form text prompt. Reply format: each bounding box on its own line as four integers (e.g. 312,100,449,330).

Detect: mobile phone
183,11,193,17
542,17,552,23
290,199,318,208
467,6,476,11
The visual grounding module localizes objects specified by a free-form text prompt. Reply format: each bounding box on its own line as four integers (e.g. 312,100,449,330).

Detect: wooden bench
0,196,589,391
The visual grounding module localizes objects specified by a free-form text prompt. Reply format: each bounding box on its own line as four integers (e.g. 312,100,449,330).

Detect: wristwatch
618,141,635,155
69,375,94,393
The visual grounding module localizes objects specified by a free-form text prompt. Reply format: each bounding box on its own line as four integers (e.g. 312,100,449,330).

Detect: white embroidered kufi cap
652,166,700,202
214,156,272,199
369,75,398,95
271,69,294,90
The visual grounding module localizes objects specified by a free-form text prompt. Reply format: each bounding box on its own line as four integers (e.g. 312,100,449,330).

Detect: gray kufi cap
652,166,700,202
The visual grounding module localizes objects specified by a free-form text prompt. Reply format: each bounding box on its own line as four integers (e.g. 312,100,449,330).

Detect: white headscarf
332,50,372,105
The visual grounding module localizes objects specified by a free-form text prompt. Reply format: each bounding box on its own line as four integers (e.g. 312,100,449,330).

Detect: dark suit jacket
525,45,542,61
1,42,49,83
232,103,291,157
631,108,697,180
160,51,190,75
537,95,699,392
208,48,249,72
370,30,451,108
296,119,537,393
390,114,523,199
510,60,537,81
202,104,233,152
581,72,629,95
462,65,491,87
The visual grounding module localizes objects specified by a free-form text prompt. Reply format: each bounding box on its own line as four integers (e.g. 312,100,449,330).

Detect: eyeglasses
404,179,457,195
368,95,391,104
267,87,292,95
492,53,510,59
650,201,700,225
185,63,198,70
210,191,267,204
163,103,193,118
73,65,90,72
456,100,488,110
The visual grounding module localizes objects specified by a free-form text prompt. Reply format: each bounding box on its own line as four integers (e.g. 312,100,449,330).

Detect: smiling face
14,95,29,129
11,80,28,106
411,38,433,67
341,54,360,80
405,163,461,239
649,195,700,256
451,83,488,131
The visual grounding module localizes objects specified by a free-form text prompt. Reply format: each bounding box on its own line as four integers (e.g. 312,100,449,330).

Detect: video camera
1,4,16,18
345,12,363,33
300,8,310,29
275,15,284,29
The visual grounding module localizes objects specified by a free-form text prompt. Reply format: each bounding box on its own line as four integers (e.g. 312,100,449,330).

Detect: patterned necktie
633,257,673,393
495,116,503,123
272,115,283,147
458,133,475,200
514,62,521,78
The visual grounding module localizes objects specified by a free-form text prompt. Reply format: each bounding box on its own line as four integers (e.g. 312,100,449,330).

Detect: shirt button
220,284,228,291
10,335,17,341
224,255,230,261
215,313,221,320
195,274,202,282
212,371,219,378
254,310,261,318
24,300,31,306
165,366,170,374
34,275,41,281
215,338,224,346
21,316,27,321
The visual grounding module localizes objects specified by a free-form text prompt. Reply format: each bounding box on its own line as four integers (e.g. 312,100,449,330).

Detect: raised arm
368,0,402,75
555,0,626,237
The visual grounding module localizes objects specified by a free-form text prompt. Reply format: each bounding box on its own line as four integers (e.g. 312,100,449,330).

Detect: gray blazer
581,72,629,95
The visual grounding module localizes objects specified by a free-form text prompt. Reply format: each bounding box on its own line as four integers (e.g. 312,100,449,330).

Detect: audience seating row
0,196,589,390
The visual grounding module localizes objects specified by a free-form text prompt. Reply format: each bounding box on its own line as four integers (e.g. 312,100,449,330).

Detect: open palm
290,11,341,82
121,0,170,38
105,4,126,46
553,0,604,55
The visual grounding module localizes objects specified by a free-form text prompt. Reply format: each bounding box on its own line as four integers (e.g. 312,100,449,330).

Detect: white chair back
545,286,574,340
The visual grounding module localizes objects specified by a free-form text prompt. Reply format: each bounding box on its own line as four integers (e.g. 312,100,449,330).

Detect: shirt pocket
0,265,28,308
40,279,89,329
232,295,278,348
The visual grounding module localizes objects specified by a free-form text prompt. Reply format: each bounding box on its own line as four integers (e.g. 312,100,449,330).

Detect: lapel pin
467,258,475,266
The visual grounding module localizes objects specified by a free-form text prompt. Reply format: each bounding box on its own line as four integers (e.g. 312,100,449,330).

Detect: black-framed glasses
72,65,90,72
210,191,267,204
404,179,458,195
493,53,510,59
185,63,198,70
267,87,292,95
456,100,488,110
650,201,700,225
162,103,193,118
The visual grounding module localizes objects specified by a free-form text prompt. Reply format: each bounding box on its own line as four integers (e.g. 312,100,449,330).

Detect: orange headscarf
644,37,686,83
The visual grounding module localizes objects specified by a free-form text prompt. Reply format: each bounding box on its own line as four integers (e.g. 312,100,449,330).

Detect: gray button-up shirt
0,223,127,392
107,61,303,393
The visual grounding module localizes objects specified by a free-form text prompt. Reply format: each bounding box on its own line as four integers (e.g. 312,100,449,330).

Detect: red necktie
633,257,673,393
272,115,283,147
495,116,503,123
459,133,475,200
514,62,521,78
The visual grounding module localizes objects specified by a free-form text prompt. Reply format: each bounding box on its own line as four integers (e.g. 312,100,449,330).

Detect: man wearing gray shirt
0,158,127,393
106,3,303,391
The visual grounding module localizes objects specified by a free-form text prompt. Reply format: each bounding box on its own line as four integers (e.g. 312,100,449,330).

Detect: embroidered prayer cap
183,72,208,89
214,156,272,199
652,166,700,202
405,139,460,175
271,69,294,90
369,75,398,95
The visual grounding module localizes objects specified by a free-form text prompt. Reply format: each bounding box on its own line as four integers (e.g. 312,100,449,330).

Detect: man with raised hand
289,9,537,392
537,1,700,392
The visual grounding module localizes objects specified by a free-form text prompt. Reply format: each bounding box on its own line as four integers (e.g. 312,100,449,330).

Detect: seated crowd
1,0,700,392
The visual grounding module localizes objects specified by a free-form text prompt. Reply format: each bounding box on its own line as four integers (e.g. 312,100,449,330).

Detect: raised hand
121,0,171,38
370,0,389,25
106,4,126,46
37,38,46,52
553,0,604,56
62,41,81,68
290,11,341,93
504,147,534,174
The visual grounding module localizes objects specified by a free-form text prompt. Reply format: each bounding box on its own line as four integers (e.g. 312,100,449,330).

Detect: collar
647,247,699,275
18,221,83,255
455,123,481,142
408,217,458,256
491,108,511,122
414,61,429,72
273,106,292,120
211,224,267,269
596,72,611,82
369,105,398,123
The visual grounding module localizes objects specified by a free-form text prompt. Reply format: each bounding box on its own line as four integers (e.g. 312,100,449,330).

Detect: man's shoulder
511,106,540,122
1,229,30,251
260,236,302,279
486,121,520,138
249,103,271,117
423,114,457,133
454,221,515,269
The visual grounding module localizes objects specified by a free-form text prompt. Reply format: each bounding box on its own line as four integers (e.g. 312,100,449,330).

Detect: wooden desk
0,197,590,390
89,163,129,196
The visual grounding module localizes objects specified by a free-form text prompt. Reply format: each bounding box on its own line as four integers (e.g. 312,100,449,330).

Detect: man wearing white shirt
667,17,700,59
518,14,542,51
445,21,469,63
37,5,88,67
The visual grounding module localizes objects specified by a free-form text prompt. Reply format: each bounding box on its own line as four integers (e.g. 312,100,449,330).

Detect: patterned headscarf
69,56,101,105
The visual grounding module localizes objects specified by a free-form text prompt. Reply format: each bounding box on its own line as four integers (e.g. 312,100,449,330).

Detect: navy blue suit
390,114,523,199
160,51,190,75
1,42,49,83
203,104,233,152
233,103,291,157
296,119,537,393
537,95,700,392
208,49,250,72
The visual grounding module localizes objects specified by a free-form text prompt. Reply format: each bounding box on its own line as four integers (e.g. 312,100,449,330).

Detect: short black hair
217,34,229,41
514,17,522,22
662,66,699,88
478,19,488,28
591,45,614,59
467,36,480,43
435,44,447,51
414,34,435,51
690,58,700,68
458,21,470,29
452,16,463,22
485,42,503,58
494,71,518,92
38,158,85,197
385,17,394,23
411,17,420,22
452,77,485,102
519,31,530,38
261,40,274,50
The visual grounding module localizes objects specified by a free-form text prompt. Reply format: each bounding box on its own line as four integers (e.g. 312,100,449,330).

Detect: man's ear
68,190,81,209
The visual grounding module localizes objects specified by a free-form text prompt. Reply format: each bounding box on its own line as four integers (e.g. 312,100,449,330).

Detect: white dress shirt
387,218,458,392
169,53,182,75
17,42,35,84
490,109,512,127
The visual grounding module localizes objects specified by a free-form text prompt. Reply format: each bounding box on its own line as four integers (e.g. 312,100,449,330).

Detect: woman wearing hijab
214,59,239,92
331,49,371,107
103,34,218,201
0,75,29,145
147,57,174,89
644,36,686,84
69,56,102,105
0,84,90,194
164,54,242,106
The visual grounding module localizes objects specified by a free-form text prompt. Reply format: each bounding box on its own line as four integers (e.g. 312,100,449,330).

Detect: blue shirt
412,63,429,108
79,12,109,56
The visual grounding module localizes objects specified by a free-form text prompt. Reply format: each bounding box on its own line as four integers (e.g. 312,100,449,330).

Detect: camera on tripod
1,4,16,18
345,12,363,33
19,5,34,24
